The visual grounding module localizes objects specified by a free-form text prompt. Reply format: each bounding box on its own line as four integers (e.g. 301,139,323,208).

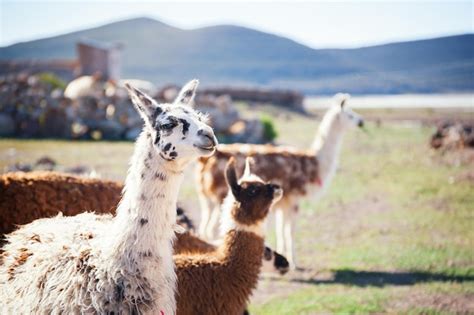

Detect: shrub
260,115,278,142
38,72,67,90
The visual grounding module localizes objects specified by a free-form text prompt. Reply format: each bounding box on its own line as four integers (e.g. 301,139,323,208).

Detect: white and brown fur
0,170,287,315
175,157,283,315
197,94,364,268
0,79,218,314
0,171,289,276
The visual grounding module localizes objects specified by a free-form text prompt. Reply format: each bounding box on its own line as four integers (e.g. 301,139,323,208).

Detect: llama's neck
310,110,346,183
218,198,265,285
108,131,184,259
220,229,265,285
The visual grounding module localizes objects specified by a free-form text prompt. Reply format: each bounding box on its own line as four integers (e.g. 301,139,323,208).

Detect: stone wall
0,73,273,144
199,87,304,111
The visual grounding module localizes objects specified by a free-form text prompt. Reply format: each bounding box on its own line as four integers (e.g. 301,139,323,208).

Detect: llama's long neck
310,110,345,184
219,199,265,281
108,131,183,261
221,229,264,265
220,229,265,298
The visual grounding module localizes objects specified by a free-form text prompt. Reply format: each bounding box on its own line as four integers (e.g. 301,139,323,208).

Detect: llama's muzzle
194,129,218,152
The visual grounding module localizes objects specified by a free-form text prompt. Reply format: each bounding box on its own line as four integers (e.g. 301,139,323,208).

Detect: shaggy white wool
0,133,183,314
0,79,217,315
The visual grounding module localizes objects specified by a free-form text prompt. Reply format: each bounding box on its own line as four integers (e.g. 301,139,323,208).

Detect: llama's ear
334,93,350,109
242,157,254,178
174,79,199,106
225,157,240,197
125,83,161,127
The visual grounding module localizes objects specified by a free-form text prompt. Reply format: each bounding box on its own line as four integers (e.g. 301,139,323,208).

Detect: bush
38,72,67,90
260,115,278,142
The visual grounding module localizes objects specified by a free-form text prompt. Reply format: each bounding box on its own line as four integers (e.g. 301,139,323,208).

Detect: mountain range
1,17,473,94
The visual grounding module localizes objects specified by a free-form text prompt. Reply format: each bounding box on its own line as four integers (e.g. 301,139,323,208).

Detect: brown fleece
0,172,123,237
0,172,223,256
174,230,264,315
197,145,319,203
174,232,216,254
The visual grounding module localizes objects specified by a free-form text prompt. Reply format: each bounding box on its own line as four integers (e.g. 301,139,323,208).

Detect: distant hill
1,17,473,94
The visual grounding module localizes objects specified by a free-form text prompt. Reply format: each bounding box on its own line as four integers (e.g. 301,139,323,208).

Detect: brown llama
175,157,282,315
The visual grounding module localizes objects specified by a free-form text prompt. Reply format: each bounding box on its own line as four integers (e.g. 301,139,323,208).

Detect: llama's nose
197,129,217,148
270,184,283,198
358,120,364,128
270,184,281,191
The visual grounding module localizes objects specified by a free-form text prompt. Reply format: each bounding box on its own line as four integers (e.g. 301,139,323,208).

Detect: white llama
196,94,364,268
0,79,217,314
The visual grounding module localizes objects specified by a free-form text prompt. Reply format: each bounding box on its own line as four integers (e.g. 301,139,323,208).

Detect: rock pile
431,121,474,150
199,87,304,111
0,73,274,143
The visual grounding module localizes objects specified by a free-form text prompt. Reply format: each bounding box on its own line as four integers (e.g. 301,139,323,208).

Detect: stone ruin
199,87,304,112
0,72,274,144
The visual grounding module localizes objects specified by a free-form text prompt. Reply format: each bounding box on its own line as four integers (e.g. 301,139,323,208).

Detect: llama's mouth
194,144,216,154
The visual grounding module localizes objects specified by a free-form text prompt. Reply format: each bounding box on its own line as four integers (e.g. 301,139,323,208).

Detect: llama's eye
161,123,175,130
248,188,257,196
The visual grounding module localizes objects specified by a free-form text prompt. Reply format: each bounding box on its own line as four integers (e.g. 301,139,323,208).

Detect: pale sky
0,0,472,49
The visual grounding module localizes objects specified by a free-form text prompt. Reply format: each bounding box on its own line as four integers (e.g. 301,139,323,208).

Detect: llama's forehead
239,178,265,187
158,104,207,124
156,104,207,125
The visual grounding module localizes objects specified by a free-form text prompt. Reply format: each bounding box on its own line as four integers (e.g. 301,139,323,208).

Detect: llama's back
0,171,122,237
0,212,112,313
197,143,320,203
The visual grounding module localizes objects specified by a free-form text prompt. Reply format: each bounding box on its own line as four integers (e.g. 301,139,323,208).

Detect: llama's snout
269,184,283,200
194,128,218,153
358,120,364,128
198,129,217,147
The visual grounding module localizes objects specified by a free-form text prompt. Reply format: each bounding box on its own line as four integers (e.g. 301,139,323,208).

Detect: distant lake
305,94,474,109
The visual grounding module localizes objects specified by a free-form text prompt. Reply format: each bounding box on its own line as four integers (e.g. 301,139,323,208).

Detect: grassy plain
1,106,473,314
